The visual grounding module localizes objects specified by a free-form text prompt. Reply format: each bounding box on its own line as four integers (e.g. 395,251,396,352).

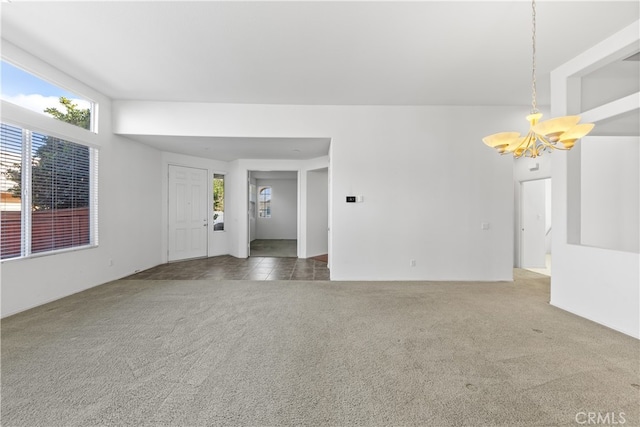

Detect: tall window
213,174,224,231
0,123,98,259
258,186,271,218
0,59,98,260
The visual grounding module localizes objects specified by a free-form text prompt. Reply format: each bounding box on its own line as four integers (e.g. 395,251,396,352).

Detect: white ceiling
1,1,638,159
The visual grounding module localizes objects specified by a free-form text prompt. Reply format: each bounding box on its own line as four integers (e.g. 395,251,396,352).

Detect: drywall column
550,20,640,338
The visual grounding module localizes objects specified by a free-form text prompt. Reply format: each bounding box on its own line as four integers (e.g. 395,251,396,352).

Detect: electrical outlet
410,259,416,267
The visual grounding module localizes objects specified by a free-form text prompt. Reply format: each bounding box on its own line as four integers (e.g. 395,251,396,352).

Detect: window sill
1,244,98,263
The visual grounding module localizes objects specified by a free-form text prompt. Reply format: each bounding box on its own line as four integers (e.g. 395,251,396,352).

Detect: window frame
1,59,98,134
0,121,99,261
258,186,272,218
213,173,225,232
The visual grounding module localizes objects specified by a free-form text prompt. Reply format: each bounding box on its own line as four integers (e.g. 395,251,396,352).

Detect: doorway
248,170,298,257
520,178,551,275
168,165,208,261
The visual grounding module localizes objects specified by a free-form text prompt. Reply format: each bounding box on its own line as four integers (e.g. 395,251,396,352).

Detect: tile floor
126,255,330,281
249,239,297,257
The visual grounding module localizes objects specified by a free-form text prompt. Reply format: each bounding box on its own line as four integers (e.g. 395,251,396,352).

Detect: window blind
0,122,97,259
0,124,24,259
30,132,91,254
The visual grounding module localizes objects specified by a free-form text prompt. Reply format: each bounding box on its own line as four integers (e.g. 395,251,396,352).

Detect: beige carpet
2,270,638,426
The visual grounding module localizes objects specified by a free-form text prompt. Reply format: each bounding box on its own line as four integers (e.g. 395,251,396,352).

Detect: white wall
550,20,640,338
1,41,164,317
306,168,329,258
581,136,639,253
255,178,297,240
582,74,640,113
113,102,516,281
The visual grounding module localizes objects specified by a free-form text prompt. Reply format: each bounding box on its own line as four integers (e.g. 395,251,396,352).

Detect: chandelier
482,0,594,158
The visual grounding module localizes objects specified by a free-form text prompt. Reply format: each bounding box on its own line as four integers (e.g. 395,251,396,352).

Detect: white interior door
306,168,329,258
521,179,547,268
168,165,208,261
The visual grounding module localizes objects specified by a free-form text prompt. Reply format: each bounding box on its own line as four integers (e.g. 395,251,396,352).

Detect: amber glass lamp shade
483,113,593,158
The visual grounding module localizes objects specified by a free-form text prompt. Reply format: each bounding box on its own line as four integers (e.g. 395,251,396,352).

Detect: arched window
258,186,271,218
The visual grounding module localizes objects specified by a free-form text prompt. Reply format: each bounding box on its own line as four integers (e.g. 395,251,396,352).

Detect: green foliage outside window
3,97,91,210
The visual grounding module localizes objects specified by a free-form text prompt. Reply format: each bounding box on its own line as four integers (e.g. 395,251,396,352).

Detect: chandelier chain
482,0,594,158
531,0,538,113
